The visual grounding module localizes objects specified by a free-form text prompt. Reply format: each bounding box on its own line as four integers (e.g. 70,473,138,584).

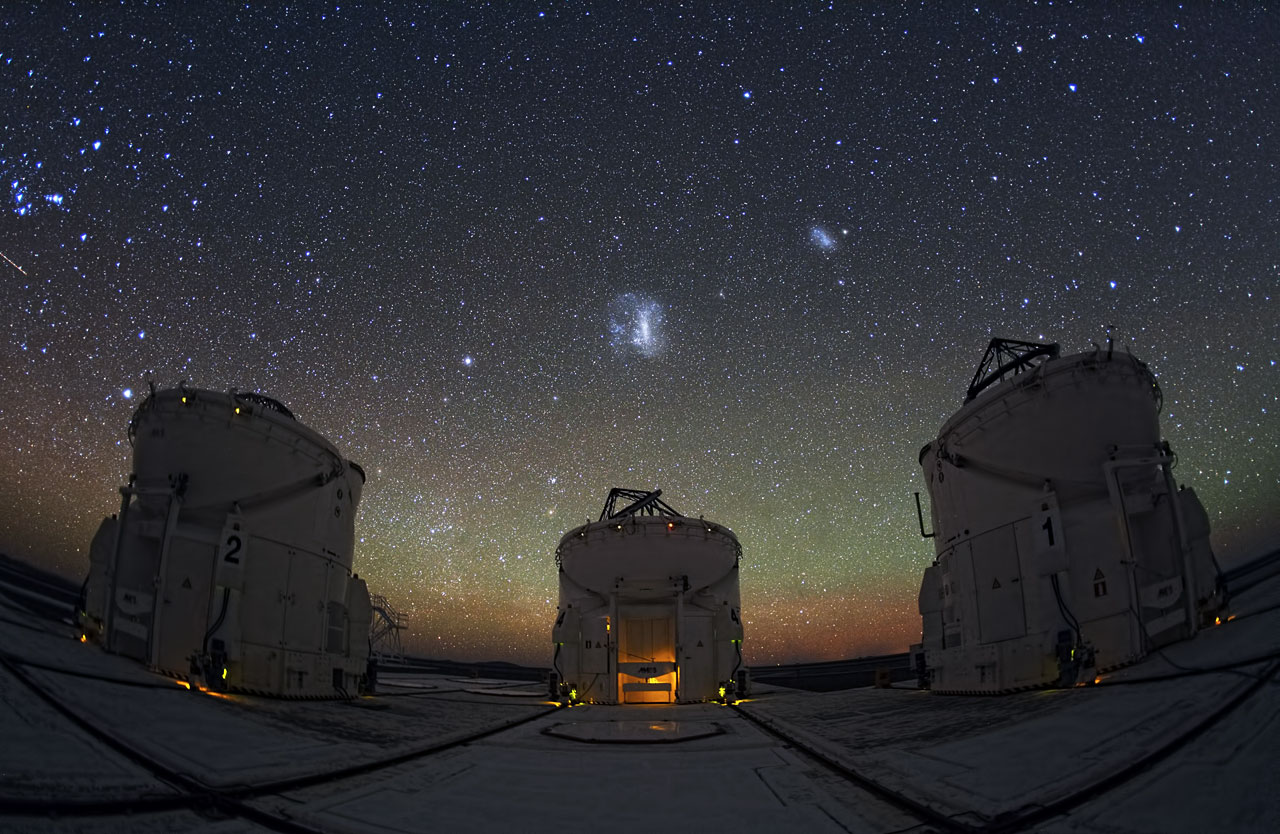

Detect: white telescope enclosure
912,339,1223,694
553,489,746,704
81,387,371,697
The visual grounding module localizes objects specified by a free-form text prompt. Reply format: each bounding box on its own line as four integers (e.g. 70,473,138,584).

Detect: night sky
2,3,1276,666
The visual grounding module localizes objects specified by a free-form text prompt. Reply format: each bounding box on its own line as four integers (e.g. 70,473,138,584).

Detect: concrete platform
1,567,1277,832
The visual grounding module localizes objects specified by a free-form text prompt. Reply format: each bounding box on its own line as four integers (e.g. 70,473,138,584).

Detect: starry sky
2,3,1276,667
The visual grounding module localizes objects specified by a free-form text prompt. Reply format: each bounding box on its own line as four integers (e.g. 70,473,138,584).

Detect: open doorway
617,611,676,703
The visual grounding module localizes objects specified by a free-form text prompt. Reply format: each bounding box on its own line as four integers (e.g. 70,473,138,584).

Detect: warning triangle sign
1094,568,1106,580
696,640,704,647
181,577,192,589
594,641,602,649
992,578,1001,590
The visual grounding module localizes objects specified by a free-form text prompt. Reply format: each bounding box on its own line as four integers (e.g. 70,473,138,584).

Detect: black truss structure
966,337,1061,402
598,488,683,521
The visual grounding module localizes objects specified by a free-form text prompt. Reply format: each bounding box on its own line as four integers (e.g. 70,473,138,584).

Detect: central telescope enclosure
552,489,746,704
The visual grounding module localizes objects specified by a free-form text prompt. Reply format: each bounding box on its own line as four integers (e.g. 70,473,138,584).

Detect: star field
1,3,1276,666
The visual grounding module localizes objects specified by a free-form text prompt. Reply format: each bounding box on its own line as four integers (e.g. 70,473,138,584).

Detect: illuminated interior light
222,667,228,680
78,633,87,643
667,522,674,530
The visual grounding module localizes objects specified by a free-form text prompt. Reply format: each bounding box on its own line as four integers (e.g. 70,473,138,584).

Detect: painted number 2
224,534,242,564
1042,517,1055,548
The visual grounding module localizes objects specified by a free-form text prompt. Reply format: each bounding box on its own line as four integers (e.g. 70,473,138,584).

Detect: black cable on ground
0,607,79,636
737,658,1280,834
0,650,189,690
984,660,1280,834
0,652,561,828
1094,647,1280,687
231,701,563,799
0,790,198,816
1124,594,1272,684
0,655,330,833
1220,597,1280,623
1147,645,1264,681
732,703,978,834
3,644,552,702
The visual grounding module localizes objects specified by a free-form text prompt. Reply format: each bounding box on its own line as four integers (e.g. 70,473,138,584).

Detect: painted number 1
1042,517,1055,548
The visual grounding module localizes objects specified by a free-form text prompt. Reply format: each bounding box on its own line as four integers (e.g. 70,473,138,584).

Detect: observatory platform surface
2,560,1278,833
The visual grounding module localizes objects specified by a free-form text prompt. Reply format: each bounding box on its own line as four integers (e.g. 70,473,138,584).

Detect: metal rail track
1221,547,1280,596
731,702,976,834
3,652,932,834
1,649,948,833
0,654,562,832
4,642,1276,832
734,657,1280,834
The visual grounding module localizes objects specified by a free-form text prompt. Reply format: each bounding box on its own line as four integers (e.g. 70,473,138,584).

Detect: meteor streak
1,251,28,275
